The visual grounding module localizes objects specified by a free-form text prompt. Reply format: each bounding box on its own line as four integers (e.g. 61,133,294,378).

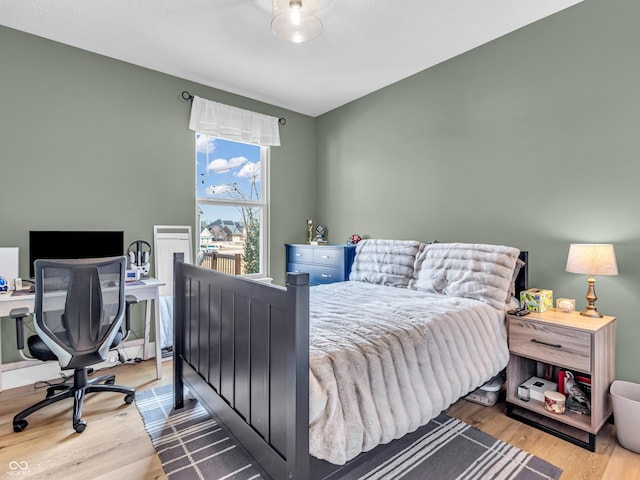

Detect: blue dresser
286,244,357,285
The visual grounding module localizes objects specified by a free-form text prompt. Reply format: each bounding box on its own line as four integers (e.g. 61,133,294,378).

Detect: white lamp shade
272,0,322,43
565,244,619,276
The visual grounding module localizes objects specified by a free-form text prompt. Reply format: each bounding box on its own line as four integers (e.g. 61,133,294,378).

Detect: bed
173,240,528,479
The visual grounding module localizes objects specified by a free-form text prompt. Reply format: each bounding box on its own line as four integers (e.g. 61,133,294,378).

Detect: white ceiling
0,0,582,117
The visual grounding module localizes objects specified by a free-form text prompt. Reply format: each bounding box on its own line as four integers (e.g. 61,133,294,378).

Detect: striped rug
136,385,562,480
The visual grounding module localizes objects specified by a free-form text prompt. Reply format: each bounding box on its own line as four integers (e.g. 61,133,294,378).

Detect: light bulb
272,0,322,43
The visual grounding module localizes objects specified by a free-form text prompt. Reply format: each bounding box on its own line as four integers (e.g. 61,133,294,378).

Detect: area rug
136,385,562,480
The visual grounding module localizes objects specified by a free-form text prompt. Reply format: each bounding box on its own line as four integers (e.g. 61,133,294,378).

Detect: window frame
195,135,269,279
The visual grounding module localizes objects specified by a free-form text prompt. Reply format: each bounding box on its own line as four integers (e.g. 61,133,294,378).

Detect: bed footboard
172,253,310,479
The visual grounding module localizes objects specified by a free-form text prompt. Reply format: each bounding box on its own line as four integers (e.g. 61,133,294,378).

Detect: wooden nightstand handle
531,338,562,349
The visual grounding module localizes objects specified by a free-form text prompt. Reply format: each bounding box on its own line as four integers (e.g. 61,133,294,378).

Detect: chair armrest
125,295,139,306
10,307,31,351
10,307,30,319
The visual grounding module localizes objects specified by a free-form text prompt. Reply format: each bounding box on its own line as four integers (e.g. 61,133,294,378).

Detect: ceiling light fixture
271,0,323,43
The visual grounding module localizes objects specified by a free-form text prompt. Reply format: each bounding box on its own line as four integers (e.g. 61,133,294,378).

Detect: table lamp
565,244,618,318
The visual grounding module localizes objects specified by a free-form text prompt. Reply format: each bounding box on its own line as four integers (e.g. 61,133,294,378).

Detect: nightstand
286,244,356,285
506,309,616,451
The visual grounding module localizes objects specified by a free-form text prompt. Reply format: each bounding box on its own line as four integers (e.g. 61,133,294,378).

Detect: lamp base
581,275,604,318
579,307,603,318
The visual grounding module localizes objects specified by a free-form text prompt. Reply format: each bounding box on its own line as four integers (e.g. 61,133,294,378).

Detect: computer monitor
29,230,124,278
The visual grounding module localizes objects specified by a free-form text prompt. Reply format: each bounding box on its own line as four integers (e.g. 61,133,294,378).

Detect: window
196,135,268,276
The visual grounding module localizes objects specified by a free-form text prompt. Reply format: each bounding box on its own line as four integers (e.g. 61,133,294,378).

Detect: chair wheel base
74,420,87,433
124,393,135,404
13,420,28,432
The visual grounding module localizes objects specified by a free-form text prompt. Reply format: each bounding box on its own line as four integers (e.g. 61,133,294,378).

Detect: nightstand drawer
508,318,591,372
313,247,343,266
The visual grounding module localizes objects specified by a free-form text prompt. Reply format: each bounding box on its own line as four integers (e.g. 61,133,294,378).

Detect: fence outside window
200,251,243,275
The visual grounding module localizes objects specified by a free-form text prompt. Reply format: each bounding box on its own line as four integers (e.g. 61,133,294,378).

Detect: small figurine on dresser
315,225,327,243
348,234,362,245
307,219,314,244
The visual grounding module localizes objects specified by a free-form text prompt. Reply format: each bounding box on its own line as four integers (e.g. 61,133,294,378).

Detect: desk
0,278,165,391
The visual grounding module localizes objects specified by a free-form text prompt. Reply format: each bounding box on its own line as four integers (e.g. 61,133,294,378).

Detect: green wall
315,0,640,383
0,26,316,362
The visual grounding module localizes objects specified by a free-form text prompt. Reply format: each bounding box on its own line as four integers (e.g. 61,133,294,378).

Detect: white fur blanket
308,281,509,465
159,295,173,349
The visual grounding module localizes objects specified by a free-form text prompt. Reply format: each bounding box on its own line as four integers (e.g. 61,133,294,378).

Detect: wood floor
0,360,171,480
1,359,639,479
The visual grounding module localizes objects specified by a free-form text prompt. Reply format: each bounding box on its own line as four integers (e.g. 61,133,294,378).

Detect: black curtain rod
181,90,286,125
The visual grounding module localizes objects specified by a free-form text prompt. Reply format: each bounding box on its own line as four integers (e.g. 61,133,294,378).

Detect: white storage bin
611,380,640,454
465,372,504,407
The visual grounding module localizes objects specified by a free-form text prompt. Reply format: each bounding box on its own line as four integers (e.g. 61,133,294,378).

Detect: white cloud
206,184,232,196
207,156,248,174
236,161,260,181
196,135,216,154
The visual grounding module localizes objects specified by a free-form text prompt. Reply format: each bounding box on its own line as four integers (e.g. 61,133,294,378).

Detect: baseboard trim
1,341,156,391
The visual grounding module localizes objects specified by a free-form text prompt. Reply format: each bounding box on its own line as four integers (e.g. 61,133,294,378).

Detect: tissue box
520,288,553,312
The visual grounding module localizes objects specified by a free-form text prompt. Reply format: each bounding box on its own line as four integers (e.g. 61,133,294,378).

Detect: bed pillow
349,239,423,288
408,239,439,289
412,242,521,310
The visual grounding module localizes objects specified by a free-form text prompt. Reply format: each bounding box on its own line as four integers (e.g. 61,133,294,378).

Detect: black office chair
10,256,137,433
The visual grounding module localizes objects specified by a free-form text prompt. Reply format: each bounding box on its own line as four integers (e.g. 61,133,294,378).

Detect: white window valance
188,95,281,146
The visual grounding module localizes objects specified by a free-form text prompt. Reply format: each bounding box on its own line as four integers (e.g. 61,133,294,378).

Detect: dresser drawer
508,318,591,372
287,246,313,264
309,265,344,284
313,247,343,266
287,262,307,275
287,263,344,285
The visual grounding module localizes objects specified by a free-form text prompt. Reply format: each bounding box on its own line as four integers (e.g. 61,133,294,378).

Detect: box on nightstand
520,288,553,312
519,376,558,402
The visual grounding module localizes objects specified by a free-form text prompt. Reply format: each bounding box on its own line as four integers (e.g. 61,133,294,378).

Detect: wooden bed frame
173,250,528,480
